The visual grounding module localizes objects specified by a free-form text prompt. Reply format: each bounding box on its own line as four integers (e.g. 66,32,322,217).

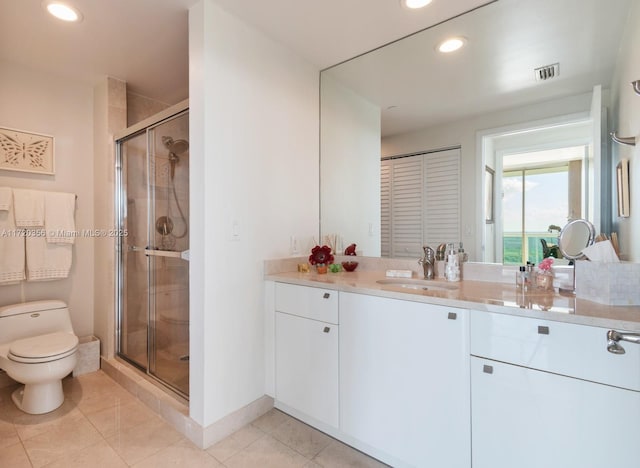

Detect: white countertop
265,270,640,332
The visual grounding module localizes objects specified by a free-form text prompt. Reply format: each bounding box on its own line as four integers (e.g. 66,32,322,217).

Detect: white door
471,356,640,468
340,293,470,467
275,312,339,428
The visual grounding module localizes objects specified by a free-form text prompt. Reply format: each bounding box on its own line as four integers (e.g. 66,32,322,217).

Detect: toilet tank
0,300,74,345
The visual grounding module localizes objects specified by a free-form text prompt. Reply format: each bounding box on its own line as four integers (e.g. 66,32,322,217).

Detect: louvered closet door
424,149,461,246
380,161,391,257
380,148,461,258
390,155,424,257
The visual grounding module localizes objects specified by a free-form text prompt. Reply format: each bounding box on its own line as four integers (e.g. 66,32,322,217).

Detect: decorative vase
536,271,554,291
316,264,328,274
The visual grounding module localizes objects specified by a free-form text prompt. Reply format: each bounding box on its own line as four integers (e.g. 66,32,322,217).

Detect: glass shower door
117,110,189,398
119,131,149,370
147,113,189,396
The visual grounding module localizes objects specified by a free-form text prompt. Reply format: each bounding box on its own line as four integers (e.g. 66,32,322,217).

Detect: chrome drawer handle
447,312,457,320
538,326,549,335
483,365,493,374
607,330,640,354
323,293,330,299
323,327,331,333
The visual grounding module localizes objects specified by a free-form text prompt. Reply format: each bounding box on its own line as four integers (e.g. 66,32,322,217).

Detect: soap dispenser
445,243,460,282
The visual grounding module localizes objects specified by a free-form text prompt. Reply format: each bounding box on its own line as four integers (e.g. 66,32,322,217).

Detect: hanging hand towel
25,235,72,281
44,191,76,244
13,189,45,227
0,188,26,284
0,187,12,211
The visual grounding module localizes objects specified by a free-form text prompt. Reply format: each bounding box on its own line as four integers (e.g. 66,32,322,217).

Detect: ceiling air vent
535,63,559,81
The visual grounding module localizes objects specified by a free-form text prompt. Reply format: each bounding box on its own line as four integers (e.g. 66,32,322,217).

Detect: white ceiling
0,0,490,104
325,0,634,137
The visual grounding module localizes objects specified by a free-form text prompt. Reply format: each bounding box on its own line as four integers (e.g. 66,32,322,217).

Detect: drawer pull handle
483,365,493,374
607,329,640,354
538,326,549,335
323,293,330,299
447,312,457,320
323,327,331,333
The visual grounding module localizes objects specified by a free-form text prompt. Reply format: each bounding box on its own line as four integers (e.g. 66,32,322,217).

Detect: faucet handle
423,246,435,261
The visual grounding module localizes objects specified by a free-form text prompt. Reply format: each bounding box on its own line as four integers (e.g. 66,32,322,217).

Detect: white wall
320,74,381,256
382,91,595,261
189,0,319,428
611,1,640,261
0,61,94,337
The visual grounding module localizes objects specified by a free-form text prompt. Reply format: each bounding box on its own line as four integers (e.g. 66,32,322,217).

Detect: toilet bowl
0,300,79,414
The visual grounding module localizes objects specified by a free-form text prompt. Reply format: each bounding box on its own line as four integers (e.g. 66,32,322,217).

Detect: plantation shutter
424,148,461,246
381,148,461,257
390,155,424,257
380,160,391,257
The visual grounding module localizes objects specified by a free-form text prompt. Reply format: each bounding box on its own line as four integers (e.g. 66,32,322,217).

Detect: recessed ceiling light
43,1,83,22
401,0,433,10
437,37,466,53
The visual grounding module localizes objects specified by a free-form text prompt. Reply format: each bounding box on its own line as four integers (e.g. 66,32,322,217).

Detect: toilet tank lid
0,300,68,318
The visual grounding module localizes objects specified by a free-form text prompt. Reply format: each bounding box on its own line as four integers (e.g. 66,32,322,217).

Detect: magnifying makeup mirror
558,219,596,294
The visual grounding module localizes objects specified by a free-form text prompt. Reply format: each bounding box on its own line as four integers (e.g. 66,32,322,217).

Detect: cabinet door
471,356,640,468
340,292,470,468
275,312,339,428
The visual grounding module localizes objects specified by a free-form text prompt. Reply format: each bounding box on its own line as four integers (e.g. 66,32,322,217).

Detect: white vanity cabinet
274,283,339,428
471,312,640,468
339,292,470,468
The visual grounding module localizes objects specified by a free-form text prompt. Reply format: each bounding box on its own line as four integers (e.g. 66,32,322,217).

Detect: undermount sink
376,278,459,292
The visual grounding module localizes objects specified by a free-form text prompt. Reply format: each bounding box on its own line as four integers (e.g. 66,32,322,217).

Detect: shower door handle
144,249,189,261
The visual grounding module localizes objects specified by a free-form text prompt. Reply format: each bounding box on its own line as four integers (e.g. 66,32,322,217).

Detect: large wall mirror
320,0,635,263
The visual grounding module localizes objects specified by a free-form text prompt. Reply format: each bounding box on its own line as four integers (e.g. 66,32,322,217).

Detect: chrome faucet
418,246,435,280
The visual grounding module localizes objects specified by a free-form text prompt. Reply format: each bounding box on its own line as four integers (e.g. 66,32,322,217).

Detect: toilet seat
8,332,78,364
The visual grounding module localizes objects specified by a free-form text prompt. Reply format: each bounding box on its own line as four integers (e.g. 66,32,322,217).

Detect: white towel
44,191,76,244
582,240,620,262
13,189,45,227
25,236,72,281
0,189,26,284
0,187,11,211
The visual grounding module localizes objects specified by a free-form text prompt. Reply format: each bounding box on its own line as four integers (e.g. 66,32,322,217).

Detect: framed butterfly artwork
0,126,55,175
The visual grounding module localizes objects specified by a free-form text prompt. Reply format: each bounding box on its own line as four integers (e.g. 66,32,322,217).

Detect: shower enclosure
115,107,189,398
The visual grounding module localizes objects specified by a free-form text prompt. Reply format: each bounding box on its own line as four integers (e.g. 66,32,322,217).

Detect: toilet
0,300,79,414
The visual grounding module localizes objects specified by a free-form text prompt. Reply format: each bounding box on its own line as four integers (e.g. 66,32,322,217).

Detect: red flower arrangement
309,245,334,265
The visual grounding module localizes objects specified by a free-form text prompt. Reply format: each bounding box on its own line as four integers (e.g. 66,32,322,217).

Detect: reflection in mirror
558,218,595,295
320,0,636,262
558,219,596,260
616,159,630,218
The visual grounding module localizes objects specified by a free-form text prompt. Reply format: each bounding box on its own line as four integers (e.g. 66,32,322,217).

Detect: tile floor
0,371,388,467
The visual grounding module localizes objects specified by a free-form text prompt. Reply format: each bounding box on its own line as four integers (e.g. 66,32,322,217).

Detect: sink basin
376,278,458,292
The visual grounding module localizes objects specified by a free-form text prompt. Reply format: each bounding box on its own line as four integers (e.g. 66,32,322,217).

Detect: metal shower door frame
115,103,189,399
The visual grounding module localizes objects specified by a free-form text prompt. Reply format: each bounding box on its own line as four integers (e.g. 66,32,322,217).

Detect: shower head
162,136,189,155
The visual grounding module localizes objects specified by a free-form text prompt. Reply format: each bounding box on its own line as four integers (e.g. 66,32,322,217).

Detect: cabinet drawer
275,283,338,324
470,312,640,391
